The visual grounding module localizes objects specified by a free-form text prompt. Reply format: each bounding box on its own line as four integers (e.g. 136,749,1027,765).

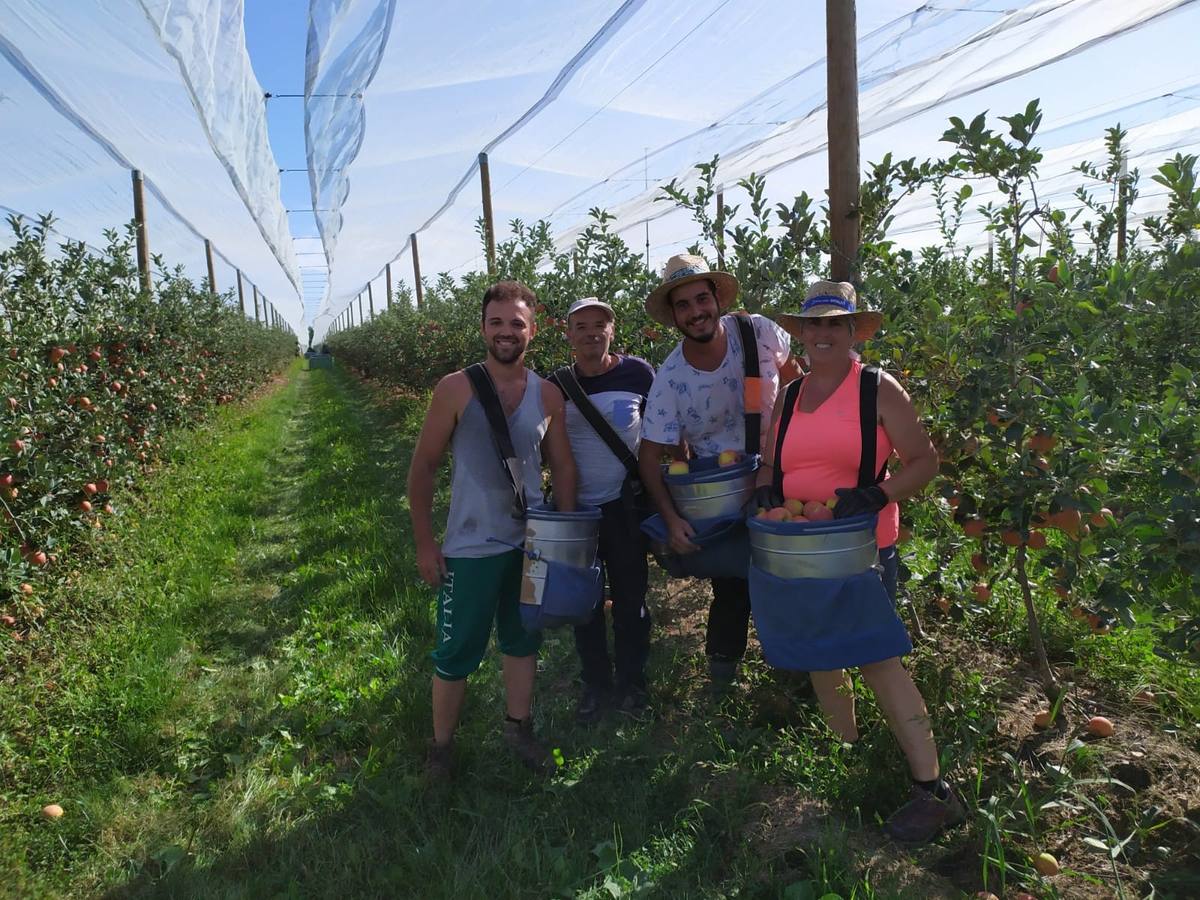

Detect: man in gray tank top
407,281,577,781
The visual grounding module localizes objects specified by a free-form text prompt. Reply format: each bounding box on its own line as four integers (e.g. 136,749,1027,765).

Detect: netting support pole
715,191,725,270
479,152,497,277
252,285,260,323
826,0,861,283
368,282,375,319
204,239,217,297
236,270,245,315
358,292,364,323
131,170,152,295
412,232,427,309
385,263,393,309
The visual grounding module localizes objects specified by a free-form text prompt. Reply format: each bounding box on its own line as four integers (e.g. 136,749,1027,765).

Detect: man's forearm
407,465,438,547
551,459,578,512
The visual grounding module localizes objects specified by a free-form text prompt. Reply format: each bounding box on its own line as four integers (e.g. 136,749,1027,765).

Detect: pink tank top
777,360,900,547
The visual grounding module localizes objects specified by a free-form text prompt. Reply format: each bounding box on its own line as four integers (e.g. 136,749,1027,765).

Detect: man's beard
679,314,717,343
488,338,525,363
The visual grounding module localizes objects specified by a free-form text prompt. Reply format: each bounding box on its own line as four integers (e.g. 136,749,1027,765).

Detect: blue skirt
749,563,912,671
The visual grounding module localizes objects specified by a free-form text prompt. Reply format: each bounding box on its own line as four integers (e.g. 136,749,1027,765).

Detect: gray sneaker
883,784,967,845
501,717,554,775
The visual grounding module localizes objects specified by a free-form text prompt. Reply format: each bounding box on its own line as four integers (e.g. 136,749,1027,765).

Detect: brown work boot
501,717,554,775
883,784,967,845
425,739,454,783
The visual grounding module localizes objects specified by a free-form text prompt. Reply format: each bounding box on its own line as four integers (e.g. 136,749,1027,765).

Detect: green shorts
431,550,543,681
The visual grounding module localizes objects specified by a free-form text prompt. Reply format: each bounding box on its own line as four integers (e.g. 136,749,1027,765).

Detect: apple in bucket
717,450,740,467
803,500,834,521
667,461,690,475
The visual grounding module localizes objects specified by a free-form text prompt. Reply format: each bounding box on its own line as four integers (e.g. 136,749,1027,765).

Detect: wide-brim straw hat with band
644,254,739,327
776,280,883,342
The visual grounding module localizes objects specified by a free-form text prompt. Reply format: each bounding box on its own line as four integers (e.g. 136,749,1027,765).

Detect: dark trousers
706,576,751,662
574,496,651,691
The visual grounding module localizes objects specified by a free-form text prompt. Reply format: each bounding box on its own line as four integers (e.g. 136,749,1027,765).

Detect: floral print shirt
641,314,790,457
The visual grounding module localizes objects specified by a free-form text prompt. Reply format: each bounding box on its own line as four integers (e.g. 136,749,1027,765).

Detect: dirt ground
648,572,1200,899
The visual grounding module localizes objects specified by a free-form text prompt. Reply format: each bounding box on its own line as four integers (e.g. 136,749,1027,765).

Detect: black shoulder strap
734,315,761,456
464,363,527,518
553,365,639,479
771,376,805,496
859,365,887,487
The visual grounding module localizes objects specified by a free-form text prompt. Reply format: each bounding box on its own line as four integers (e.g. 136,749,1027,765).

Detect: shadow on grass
107,367,1131,900
101,367,855,900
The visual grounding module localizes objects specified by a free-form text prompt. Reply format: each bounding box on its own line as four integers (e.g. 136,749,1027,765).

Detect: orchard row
1,217,296,633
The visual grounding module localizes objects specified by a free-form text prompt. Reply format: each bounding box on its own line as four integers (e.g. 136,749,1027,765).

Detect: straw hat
776,280,883,342
644,254,739,327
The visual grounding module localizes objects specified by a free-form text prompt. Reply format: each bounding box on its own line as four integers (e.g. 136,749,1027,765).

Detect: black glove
832,485,890,519
752,485,784,512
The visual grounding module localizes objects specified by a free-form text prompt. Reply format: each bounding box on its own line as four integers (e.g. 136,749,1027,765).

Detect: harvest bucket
749,564,912,671
517,504,603,631
641,514,750,580
663,454,760,522
748,512,878,579
524,503,601,568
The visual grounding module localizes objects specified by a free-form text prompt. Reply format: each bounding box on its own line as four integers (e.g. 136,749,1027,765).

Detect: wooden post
236,270,245,314
131,170,152,295
715,191,725,270
367,282,375,318
1116,154,1128,264
252,285,260,323
204,239,217,297
385,262,393,308
479,151,497,276
826,0,861,282
411,233,424,308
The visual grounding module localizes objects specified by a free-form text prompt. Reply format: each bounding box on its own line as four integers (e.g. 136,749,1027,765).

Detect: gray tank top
442,371,548,557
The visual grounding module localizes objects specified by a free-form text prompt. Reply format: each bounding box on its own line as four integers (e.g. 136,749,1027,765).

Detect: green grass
2,363,1196,899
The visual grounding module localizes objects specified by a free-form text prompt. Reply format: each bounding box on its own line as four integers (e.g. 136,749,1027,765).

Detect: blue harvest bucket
747,512,879,579
519,557,603,632
662,454,760,522
641,513,750,580
749,563,912,671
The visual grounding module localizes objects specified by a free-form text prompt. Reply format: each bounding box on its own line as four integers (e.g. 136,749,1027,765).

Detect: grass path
3,363,1197,899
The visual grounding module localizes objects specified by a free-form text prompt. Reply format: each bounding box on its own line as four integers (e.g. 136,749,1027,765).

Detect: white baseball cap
565,296,614,320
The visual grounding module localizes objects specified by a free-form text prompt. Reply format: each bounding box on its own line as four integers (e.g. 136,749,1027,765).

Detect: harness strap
464,362,527,519
734,315,762,456
552,364,639,480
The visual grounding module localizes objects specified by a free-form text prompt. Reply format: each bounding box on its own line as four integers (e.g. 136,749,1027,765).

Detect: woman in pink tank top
754,280,962,845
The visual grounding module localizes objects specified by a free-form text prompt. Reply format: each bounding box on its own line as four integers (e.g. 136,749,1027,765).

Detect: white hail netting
305,0,1198,338
3,2,1196,339
0,0,303,331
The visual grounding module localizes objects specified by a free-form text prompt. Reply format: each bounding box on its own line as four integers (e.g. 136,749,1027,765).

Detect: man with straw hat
637,254,797,689
758,279,964,844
